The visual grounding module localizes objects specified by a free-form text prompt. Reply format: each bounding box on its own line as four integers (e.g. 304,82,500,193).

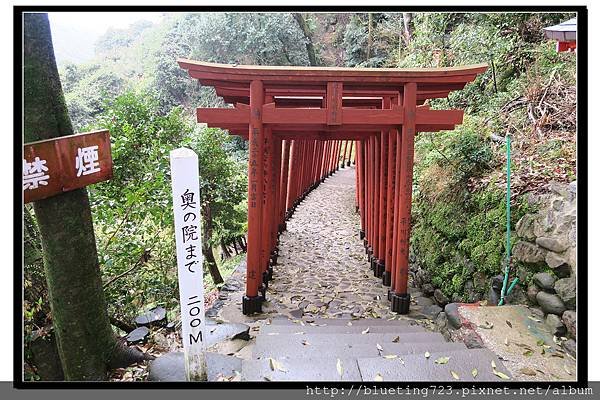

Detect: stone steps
268,317,413,326
259,323,423,335
242,357,362,381
357,348,511,382
241,348,510,382
252,341,467,359
254,332,447,348
238,317,513,382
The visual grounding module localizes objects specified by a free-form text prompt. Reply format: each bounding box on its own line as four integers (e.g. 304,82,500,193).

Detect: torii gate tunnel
179,59,487,315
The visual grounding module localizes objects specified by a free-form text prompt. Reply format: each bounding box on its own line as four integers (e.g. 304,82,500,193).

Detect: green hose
499,134,511,306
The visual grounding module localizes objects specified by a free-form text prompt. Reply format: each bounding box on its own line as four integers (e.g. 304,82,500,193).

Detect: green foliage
192,127,247,247
85,90,193,321
412,117,527,299
342,13,392,67
180,13,310,66
62,63,125,130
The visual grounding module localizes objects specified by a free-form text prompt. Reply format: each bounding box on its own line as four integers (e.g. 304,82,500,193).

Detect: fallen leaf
347,321,352,326
383,354,398,359
302,340,310,346
362,327,370,334
564,365,572,376
519,368,537,376
263,375,272,381
451,370,460,380
392,336,400,343
268,358,288,372
425,351,431,359
523,350,533,357
506,320,513,328
336,359,343,377
493,370,510,380
374,373,384,381
376,343,383,353
491,360,497,369
478,321,494,329
471,368,478,378
435,357,450,365
536,339,545,346
504,338,509,346
528,316,541,323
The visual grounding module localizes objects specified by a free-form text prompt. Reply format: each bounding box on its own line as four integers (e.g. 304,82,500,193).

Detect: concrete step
255,332,447,348
357,349,512,382
268,317,416,327
242,357,361,381
260,323,425,335
252,341,467,359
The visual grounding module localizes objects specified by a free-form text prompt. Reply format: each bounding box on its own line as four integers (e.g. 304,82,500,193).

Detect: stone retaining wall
411,180,577,355
512,180,577,350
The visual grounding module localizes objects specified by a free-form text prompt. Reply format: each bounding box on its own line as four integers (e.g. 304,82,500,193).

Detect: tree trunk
292,13,319,66
201,204,224,285
24,13,146,380
402,13,413,46
239,236,247,252
220,240,232,259
231,239,239,255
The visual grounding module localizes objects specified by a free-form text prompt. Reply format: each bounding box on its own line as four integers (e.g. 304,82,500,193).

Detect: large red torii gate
178,59,487,315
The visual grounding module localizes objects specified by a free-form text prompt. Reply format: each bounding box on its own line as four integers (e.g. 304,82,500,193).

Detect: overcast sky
48,12,165,34
47,12,166,64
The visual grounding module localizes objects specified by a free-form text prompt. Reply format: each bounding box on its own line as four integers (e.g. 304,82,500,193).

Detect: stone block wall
512,180,577,352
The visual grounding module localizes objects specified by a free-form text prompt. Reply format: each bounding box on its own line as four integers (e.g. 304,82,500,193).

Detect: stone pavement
216,166,439,329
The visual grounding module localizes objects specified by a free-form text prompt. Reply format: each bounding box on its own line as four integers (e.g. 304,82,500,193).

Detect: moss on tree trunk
24,13,145,380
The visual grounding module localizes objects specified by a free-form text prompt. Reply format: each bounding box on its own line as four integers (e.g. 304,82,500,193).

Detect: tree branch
292,13,319,66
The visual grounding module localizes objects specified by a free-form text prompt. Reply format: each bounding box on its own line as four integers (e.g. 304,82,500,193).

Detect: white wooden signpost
170,148,207,381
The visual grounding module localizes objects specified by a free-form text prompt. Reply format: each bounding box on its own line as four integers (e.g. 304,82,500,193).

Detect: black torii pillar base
390,292,411,314
375,260,385,278
382,270,392,286
242,295,262,315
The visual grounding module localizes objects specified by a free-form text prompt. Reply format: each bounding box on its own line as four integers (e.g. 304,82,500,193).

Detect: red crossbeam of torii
178,59,487,315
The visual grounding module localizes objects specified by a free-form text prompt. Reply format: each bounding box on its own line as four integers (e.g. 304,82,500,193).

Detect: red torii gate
178,60,487,315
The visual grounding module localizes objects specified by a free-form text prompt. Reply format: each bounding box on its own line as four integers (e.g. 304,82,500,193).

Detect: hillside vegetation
24,12,576,379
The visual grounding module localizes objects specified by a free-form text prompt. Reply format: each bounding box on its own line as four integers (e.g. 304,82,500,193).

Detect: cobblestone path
217,166,436,328
264,166,411,320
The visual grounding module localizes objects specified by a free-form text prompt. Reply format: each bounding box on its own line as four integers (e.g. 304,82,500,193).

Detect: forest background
23,12,576,380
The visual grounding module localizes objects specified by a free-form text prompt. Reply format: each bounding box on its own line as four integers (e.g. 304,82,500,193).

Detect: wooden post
260,125,274,298
286,140,296,215
170,148,207,380
347,141,358,167
270,137,282,270
364,138,371,255
376,127,388,279
383,127,397,287
391,82,416,314
358,141,365,239
279,139,290,231
243,79,264,314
